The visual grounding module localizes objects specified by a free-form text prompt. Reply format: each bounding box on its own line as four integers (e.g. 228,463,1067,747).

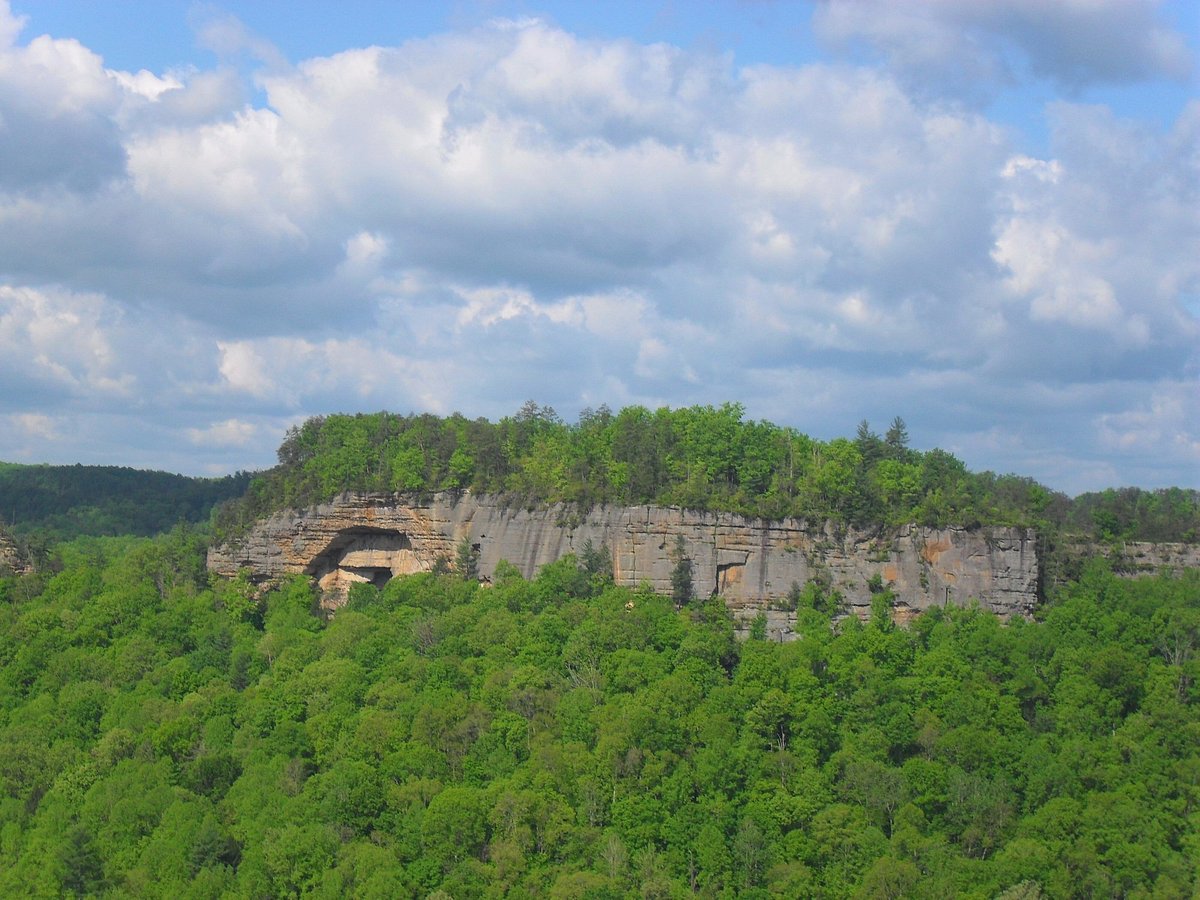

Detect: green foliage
213,407,1198,551
1069,486,1200,543
210,407,1200,570
0,529,1197,896
455,537,480,582
750,611,769,641
0,462,251,544
579,539,614,589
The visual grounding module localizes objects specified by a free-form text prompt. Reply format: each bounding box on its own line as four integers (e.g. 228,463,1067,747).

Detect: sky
0,0,1196,495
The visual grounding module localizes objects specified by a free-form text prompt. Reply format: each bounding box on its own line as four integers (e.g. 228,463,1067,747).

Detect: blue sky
0,0,1197,493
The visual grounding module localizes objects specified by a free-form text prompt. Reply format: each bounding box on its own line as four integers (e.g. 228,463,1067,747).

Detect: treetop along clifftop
211,404,1199,548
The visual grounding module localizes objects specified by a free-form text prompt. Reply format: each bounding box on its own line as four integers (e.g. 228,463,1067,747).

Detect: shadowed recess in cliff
305,525,415,591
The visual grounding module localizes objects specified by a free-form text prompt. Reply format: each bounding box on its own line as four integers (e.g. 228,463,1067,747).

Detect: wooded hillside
0,462,251,548
0,529,1196,896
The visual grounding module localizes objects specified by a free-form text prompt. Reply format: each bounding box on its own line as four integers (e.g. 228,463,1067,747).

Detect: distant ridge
0,462,254,542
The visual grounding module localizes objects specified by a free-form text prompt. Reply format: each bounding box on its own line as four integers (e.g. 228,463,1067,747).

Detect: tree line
212,404,1199,549
0,462,252,553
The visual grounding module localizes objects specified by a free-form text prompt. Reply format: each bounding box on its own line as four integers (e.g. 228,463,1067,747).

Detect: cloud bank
0,0,1195,491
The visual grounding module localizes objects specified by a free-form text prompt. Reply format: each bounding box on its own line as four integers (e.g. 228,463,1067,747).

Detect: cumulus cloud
990,100,1199,380
107,67,182,101
190,6,290,73
0,1,23,48
185,418,260,448
0,24,125,192
10,412,60,441
813,0,1193,99
0,285,135,399
1098,381,1200,471
0,7,1195,491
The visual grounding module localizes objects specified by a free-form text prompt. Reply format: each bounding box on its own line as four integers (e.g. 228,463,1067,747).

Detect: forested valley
0,403,1198,897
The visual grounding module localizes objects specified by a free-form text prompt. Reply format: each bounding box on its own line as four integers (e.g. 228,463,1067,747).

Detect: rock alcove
305,526,419,596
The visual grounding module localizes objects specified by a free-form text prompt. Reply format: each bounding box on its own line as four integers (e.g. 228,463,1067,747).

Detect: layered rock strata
208,492,1040,633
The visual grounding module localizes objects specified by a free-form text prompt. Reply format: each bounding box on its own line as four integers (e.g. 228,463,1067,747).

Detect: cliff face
208,492,1040,632
1089,541,1200,575
0,528,28,576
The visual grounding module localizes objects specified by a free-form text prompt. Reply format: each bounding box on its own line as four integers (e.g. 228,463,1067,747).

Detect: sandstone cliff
208,492,1040,634
0,528,29,576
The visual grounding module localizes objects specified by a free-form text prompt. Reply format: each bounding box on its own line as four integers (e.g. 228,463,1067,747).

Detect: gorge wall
208,492,1040,636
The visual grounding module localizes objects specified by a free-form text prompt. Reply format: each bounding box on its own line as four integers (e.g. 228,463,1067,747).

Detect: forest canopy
0,529,1196,897
0,463,251,547
212,404,1199,546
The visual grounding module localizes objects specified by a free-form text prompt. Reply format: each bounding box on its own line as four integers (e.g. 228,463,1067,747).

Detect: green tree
884,416,909,458
456,537,480,582
422,786,489,872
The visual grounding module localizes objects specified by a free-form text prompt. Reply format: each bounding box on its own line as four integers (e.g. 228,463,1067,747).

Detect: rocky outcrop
208,492,1040,631
0,528,29,576
207,495,459,600
1096,541,1200,575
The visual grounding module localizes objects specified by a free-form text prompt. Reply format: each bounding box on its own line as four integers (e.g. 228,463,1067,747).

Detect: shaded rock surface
1093,541,1200,575
0,528,29,575
209,493,1041,629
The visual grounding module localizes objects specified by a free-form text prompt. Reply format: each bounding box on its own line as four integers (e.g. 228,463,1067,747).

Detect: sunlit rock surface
208,492,1042,630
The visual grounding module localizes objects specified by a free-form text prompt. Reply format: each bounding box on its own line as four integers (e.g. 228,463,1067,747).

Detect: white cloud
1098,383,1200,461
10,412,60,440
185,418,259,448
991,100,1199,361
107,67,182,100
0,1,25,49
0,10,1194,491
192,8,288,72
634,337,698,384
0,284,134,396
214,335,446,411
0,18,125,193
216,340,277,399
126,107,310,235
813,0,1193,98
342,230,388,271
993,218,1126,330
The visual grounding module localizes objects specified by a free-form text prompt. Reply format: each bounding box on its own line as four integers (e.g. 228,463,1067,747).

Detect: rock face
1098,541,1200,575
0,528,28,576
208,492,1040,633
